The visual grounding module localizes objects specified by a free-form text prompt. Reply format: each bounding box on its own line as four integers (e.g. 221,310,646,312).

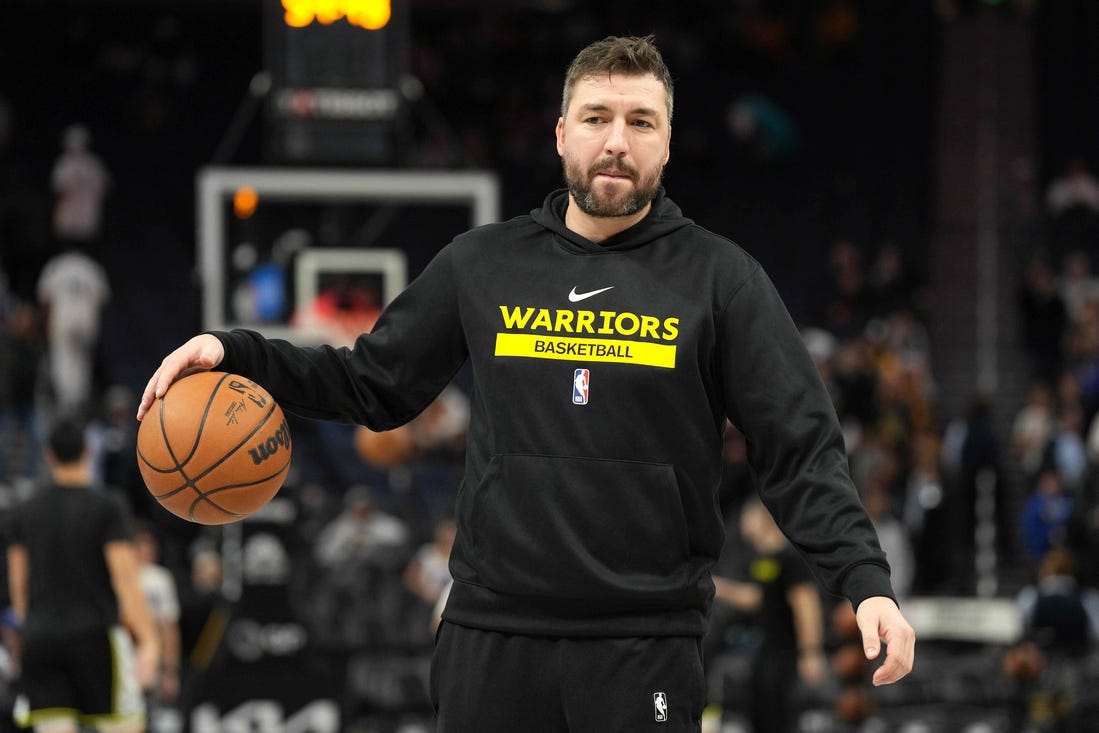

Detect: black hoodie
214,188,894,637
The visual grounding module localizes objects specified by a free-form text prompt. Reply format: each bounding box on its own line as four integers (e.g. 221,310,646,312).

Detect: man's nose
603,119,629,156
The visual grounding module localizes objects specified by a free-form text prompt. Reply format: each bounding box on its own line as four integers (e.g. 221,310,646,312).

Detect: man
139,35,914,732
7,419,157,733
711,498,826,732
132,523,181,715
36,242,111,417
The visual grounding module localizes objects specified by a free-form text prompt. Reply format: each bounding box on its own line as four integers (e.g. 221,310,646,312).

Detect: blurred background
2,0,1099,731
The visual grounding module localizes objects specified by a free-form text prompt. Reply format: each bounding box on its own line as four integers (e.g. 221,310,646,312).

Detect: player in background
132,523,181,721
6,418,157,733
712,498,827,732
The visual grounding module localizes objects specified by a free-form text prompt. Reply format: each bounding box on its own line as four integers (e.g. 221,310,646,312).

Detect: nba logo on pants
573,369,589,405
653,692,668,722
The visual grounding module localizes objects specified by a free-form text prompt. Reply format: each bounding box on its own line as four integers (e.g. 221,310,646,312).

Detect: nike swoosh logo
568,285,614,302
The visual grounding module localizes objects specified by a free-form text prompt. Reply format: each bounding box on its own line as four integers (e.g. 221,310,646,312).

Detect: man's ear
555,117,566,156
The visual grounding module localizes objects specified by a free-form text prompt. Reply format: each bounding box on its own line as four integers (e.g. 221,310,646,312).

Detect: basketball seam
187,462,291,521
150,403,280,503
168,372,232,471
181,409,285,523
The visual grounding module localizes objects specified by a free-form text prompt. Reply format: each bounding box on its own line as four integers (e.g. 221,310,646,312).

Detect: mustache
589,159,637,178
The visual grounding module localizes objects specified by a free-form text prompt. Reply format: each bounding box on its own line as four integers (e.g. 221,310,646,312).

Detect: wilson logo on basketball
248,421,291,466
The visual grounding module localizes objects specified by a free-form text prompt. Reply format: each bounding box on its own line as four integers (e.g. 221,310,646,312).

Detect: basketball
354,424,414,468
136,371,292,525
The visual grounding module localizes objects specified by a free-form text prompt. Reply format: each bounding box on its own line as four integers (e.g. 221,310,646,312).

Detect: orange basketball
136,371,291,525
354,424,414,468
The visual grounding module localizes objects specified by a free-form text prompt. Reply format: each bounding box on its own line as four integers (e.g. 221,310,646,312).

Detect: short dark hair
47,417,86,464
561,35,674,123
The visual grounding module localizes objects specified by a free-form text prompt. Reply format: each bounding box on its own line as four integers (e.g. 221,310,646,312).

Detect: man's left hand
856,596,916,685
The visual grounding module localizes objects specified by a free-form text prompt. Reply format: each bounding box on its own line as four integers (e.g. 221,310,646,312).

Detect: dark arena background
3,1,1099,732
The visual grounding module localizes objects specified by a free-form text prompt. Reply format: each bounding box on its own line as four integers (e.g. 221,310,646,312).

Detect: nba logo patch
653,692,668,722
572,368,589,405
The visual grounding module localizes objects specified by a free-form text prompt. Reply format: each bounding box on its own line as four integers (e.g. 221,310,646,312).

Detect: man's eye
584,117,604,124
633,119,654,128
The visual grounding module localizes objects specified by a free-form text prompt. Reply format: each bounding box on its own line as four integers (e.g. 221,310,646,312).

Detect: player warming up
139,35,914,732
7,418,158,733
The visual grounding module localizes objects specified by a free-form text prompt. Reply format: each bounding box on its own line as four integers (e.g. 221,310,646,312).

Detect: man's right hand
137,334,225,420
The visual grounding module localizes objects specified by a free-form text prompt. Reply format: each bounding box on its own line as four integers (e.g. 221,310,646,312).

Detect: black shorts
15,626,145,729
430,622,705,733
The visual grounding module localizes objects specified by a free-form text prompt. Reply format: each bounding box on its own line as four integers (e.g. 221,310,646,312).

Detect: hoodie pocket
468,453,691,600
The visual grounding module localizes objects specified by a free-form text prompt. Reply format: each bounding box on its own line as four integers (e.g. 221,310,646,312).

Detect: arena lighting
281,0,392,29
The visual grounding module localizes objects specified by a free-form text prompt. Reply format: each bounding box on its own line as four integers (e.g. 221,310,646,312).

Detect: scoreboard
263,0,408,163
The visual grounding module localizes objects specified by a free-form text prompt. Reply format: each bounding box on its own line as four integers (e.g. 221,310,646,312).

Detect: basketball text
248,420,292,465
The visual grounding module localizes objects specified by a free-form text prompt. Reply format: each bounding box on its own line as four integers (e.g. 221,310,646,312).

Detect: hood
531,187,695,253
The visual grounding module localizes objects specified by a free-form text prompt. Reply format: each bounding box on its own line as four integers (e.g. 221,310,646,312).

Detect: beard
562,154,663,218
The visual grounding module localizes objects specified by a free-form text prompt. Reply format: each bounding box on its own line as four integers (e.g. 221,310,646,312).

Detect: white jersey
52,149,110,240
140,563,180,623
37,251,110,336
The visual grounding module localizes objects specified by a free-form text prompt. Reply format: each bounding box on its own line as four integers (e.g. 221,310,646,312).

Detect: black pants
431,622,705,732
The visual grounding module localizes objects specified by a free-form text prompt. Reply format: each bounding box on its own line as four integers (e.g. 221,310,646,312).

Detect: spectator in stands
1056,369,1083,409
904,429,949,593
881,309,934,387
1018,547,1099,651
822,239,871,340
1005,547,1099,733
314,485,410,571
1065,481,1099,590
948,392,1009,589
1073,328,1099,439
313,485,411,645
867,339,926,463
1020,468,1075,567
1012,382,1057,481
176,546,228,684
403,518,456,640
91,385,151,521
831,335,879,442
1057,250,1099,325
862,483,914,601
1018,255,1069,386
1046,403,1088,494
1045,158,1099,274
403,517,456,606
828,602,877,730
866,242,924,318
1045,157,1099,218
